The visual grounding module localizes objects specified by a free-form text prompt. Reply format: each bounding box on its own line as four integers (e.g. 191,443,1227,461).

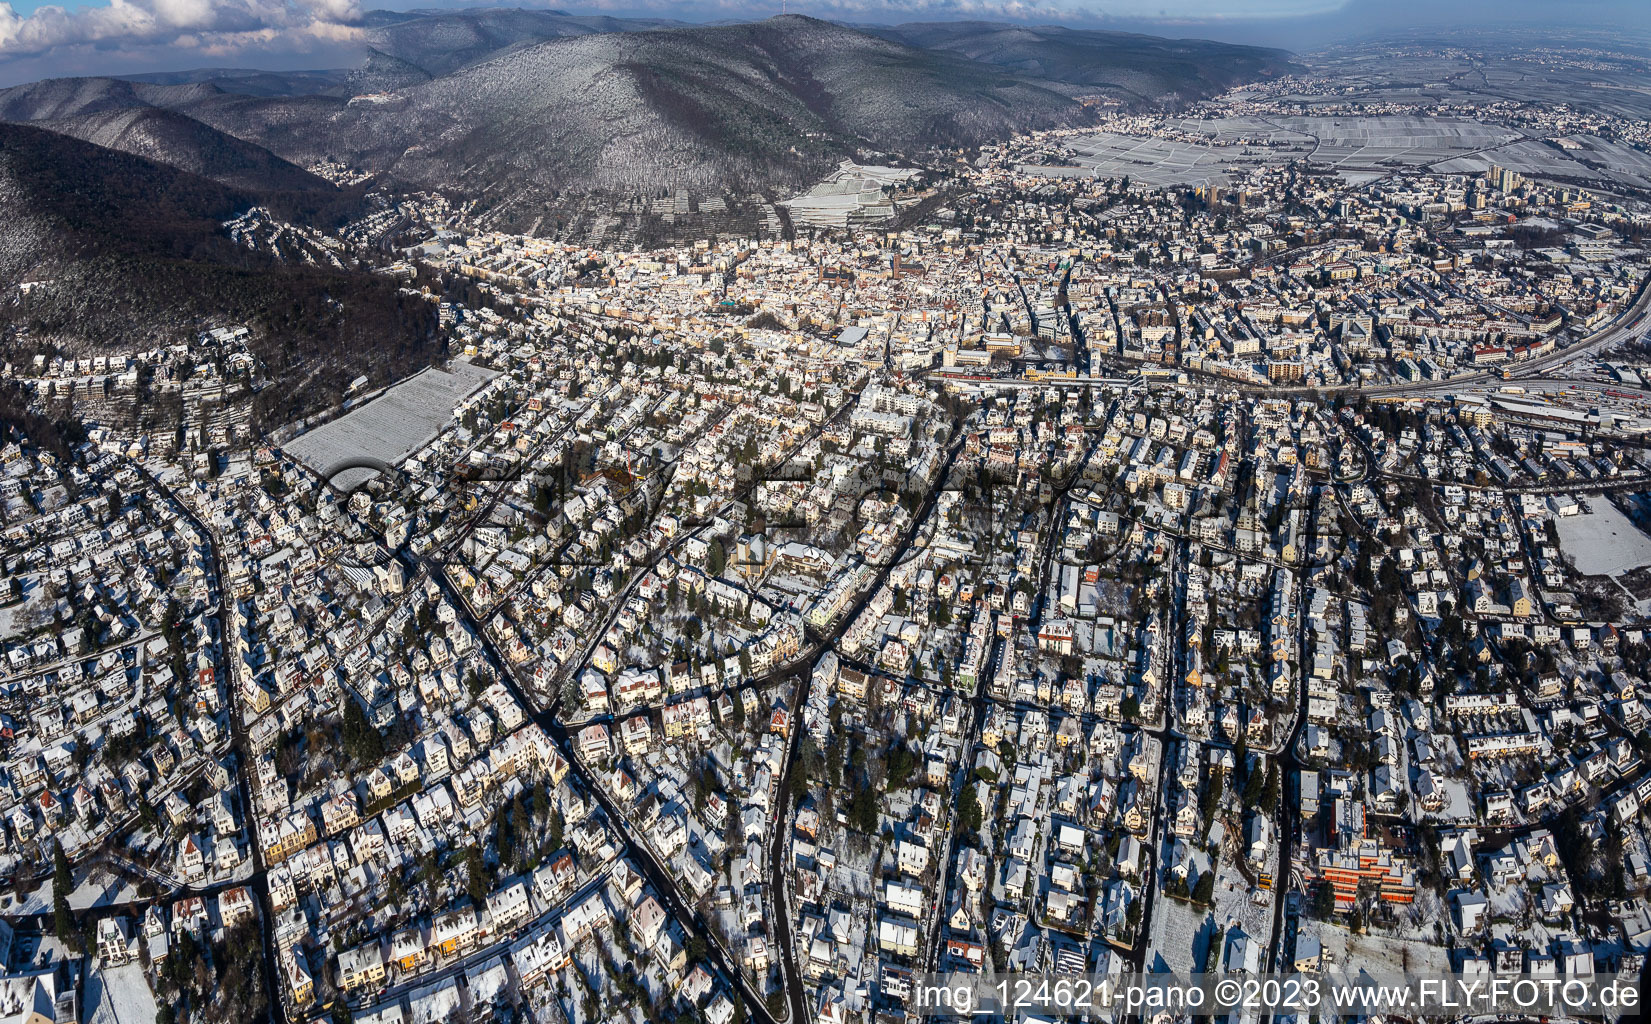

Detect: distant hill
115,67,351,98
0,77,340,194
356,7,682,76
0,76,146,122
0,123,439,426
0,10,1298,230
325,16,1084,196
346,48,435,94
140,14,1086,219
868,21,1301,101
0,8,1300,425
35,106,329,193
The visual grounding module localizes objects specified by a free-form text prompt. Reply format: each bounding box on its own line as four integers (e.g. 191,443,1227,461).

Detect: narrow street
419,551,787,1024
766,424,969,1019
128,461,287,1024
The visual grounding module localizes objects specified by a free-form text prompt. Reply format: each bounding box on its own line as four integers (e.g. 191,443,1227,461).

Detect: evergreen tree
547,806,565,852
466,845,489,905
1193,871,1216,905
52,841,75,950
341,698,384,765
958,785,984,833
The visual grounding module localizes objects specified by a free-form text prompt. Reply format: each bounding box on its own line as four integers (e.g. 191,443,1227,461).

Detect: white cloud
0,0,1352,62
0,0,362,57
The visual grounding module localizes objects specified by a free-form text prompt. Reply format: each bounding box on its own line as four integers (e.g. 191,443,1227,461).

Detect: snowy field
1050,132,1308,188
85,962,160,1024
284,360,498,489
1057,116,1318,187
1433,140,1598,180
1436,136,1651,190
1271,116,1520,173
1147,894,1220,973
0,575,43,640
1554,501,1651,577
1313,920,1453,974
0,601,21,641
1052,116,1523,188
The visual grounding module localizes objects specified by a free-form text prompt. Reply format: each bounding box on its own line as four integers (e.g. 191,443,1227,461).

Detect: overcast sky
0,0,1646,85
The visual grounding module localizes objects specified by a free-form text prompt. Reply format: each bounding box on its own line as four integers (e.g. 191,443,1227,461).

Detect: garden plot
0,574,42,640
10,862,142,914
1145,891,1220,973
1208,859,1276,947
1554,500,1651,578
84,962,160,1024
1313,920,1454,974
